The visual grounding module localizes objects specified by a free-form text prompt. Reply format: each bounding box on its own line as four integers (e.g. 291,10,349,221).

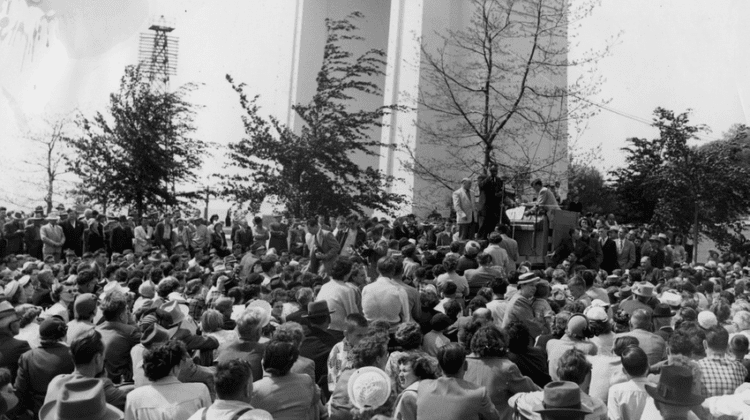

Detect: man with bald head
615,309,667,366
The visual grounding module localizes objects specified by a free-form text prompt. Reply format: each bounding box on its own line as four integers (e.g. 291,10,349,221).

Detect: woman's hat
246,299,272,327
348,367,391,411
160,300,185,327
535,381,592,416
39,378,123,420
3,280,19,299
303,300,335,320
645,365,704,406
518,272,540,285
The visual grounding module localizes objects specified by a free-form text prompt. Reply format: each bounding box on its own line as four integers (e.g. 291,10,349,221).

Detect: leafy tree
567,162,615,216
405,0,616,203
67,65,206,216
611,108,750,255
221,13,405,218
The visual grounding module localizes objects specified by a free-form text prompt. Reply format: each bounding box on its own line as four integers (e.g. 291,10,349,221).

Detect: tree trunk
693,201,699,263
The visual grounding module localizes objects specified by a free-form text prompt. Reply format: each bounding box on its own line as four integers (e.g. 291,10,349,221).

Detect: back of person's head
620,346,649,377
377,256,399,277
215,360,253,400
630,309,652,330
273,322,304,347
437,343,466,375
705,326,729,352
351,334,388,369
100,290,127,321
442,281,458,297
263,340,299,376
568,275,585,289
490,278,508,296
345,313,369,334
470,326,508,358
70,329,104,365
442,254,459,272
731,334,749,356
668,330,694,357
506,322,532,353
477,252,493,266
236,308,264,341
443,299,462,319
200,309,224,333
581,270,596,289
430,313,452,332
331,256,354,280
466,296,487,313
143,340,187,382
488,232,502,244
295,287,314,307
395,322,423,350
556,348,591,384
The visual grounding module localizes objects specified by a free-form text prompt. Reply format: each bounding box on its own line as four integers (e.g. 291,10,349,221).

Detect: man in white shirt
608,346,654,420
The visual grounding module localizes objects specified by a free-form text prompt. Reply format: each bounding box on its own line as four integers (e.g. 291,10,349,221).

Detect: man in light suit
416,343,500,420
305,218,340,277
40,212,65,262
452,177,478,240
616,226,636,270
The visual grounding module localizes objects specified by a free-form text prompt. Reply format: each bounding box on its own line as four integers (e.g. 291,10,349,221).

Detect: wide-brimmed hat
140,324,170,348
614,286,632,300
0,301,18,327
39,378,123,420
698,311,718,329
246,300,272,327
518,272,540,285
645,365,704,406
632,282,654,298
45,212,60,221
303,300,335,319
584,306,608,322
3,280,19,299
348,367,391,411
160,300,185,327
535,381,592,415
659,291,682,308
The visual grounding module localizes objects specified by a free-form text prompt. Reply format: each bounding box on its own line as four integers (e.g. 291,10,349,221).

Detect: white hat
659,292,682,308
590,299,608,308
347,367,391,411
18,275,32,287
697,311,718,329
518,272,540,285
167,291,187,304
22,261,35,271
45,212,60,221
245,300,272,328
584,306,608,322
3,280,19,298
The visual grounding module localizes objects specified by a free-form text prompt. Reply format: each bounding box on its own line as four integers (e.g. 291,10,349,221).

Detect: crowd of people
0,200,749,420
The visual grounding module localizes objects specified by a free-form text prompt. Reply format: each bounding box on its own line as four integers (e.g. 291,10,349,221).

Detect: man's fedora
535,381,592,417
39,378,123,420
645,365,704,406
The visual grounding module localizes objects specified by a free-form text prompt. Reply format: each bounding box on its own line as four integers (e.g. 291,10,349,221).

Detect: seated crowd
0,208,749,419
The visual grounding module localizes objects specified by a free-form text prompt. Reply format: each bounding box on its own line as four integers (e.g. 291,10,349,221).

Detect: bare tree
20,115,73,213
404,0,616,206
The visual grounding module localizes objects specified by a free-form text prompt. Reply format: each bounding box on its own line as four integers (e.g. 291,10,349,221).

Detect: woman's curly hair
351,334,388,369
143,340,187,381
394,322,423,351
470,326,508,358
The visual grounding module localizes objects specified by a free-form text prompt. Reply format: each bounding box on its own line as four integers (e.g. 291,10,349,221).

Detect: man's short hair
477,252,493,266
630,309,652,330
377,256,399,277
488,232,502,244
568,275,585,289
236,308,264,341
437,343,466,375
100,290,128,321
345,313,368,333
490,278,508,296
531,179,543,187
331,256,354,280
70,329,104,365
620,345,649,377
75,270,96,286
306,218,318,227
214,360,253,399
705,326,729,352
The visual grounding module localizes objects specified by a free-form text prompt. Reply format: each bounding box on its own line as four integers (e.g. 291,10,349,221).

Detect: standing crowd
0,202,749,420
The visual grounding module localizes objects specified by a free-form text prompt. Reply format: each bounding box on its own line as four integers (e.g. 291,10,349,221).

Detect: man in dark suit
416,343,500,420
153,214,174,254
109,216,134,255
477,165,509,239
551,228,594,268
3,213,25,255
616,227,636,270
299,301,338,388
96,291,141,383
600,227,619,273
335,215,367,257
306,218,340,276
61,209,85,257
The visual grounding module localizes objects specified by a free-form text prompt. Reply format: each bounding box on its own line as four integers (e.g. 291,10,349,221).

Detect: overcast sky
0,0,748,211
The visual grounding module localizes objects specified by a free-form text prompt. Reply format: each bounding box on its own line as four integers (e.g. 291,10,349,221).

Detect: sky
0,0,748,212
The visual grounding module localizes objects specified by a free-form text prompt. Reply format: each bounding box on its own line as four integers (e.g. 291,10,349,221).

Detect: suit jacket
3,220,24,254
416,376,500,420
0,335,31,382
553,237,594,268
61,219,85,256
40,223,65,255
153,222,175,250
96,321,141,382
83,225,105,253
307,230,340,275
335,228,366,253
601,238,618,273
616,238,636,270
110,225,134,254
452,187,477,224
299,325,338,384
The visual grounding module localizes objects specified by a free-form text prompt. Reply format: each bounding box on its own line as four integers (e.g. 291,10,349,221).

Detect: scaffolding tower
138,15,178,91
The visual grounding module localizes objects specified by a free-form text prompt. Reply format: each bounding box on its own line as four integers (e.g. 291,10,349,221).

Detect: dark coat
0,336,31,382
215,339,266,384
96,321,141,382
334,228,367,253
15,342,75,416
3,220,24,255
83,225,105,253
299,325,338,384
601,238,619,273
110,225,134,254
61,219,85,256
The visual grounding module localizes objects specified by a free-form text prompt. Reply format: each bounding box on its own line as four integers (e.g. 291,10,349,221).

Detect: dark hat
535,381,592,416
39,316,68,341
653,303,675,318
645,365,704,406
140,324,170,348
39,378,123,420
74,294,98,319
614,286,632,300
303,300,335,319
